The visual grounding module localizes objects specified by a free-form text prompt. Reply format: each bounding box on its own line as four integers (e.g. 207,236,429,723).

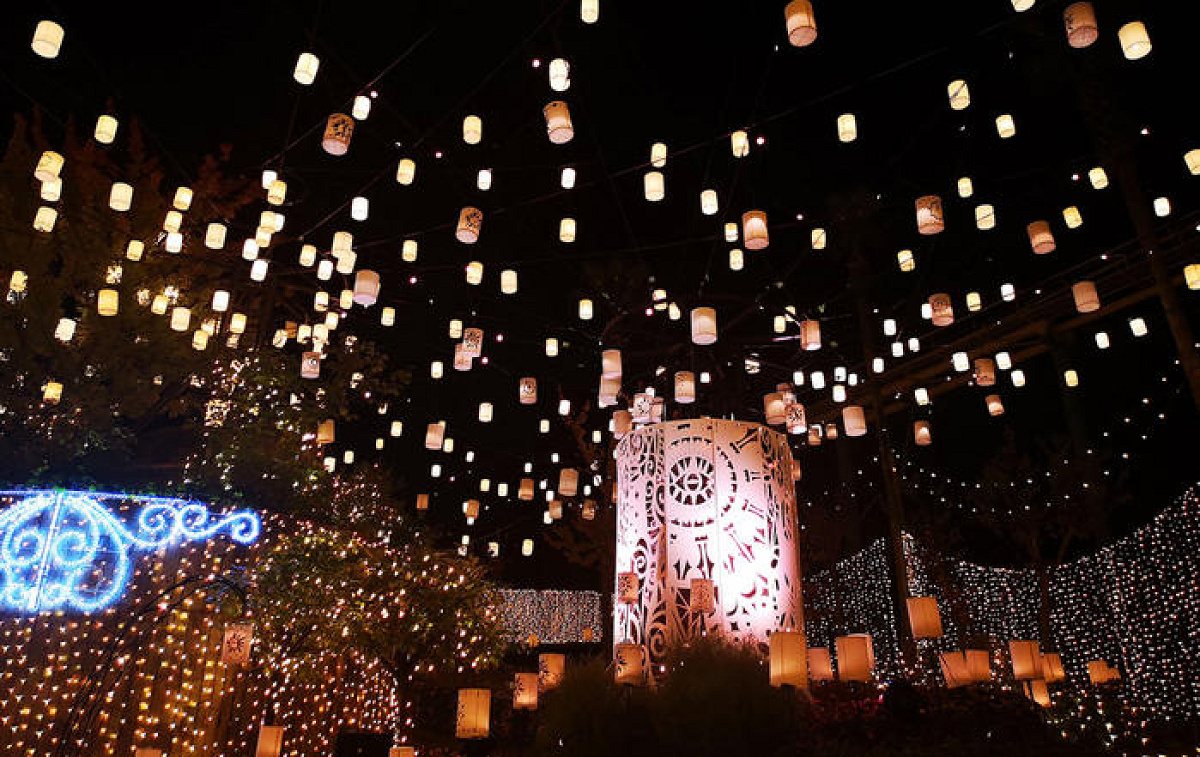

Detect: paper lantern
1012,0,1035,10
250,259,270,282
548,57,570,91
956,176,974,198
109,182,133,212
995,114,1016,139
763,392,787,425
390,748,415,757
380,306,396,326
1129,317,1148,337
614,643,644,685
97,289,119,316
578,298,593,319
1063,3,1098,47
971,358,996,387
396,158,416,185
842,405,866,437
299,351,320,379
316,419,336,446
545,337,559,356
516,377,538,406
1154,197,1171,217
41,380,63,405
352,95,371,121
1072,281,1100,313
1087,660,1119,684
729,248,744,271
293,52,320,84
1185,149,1200,176
1026,221,1055,254
810,228,827,249
519,478,535,501
595,349,621,381
1184,263,1200,290
539,653,565,689
256,726,285,757
582,499,597,519
322,114,354,155
906,596,943,639
741,210,769,249
543,101,574,144
54,317,76,343
425,422,446,451
559,217,576,242
169,306,191,332
699,189,719,216
558,468,579,496
617,571,639,603
33,206,57,232
690,307,717,345
477,402,494,423
807,647,833,682
948,79,970,110
643,171,665,201
613,409,632,438
916,195,944,234
1009,640,1041,680
1042,652,1066,683
513,672,539,710
1029,679,1051,707
453,344,472,371
464,499,481,520
730,129,749,157
784,0,817,46
984,394,1004,416
32,20,66,58
522,539,534,556
1119,21,1151,60
929,293,954,327
455,688,491,739
837,113,857,143
835,634,874,682
975,203,996,230
913,420,932,446
674,371,696,404
455,206,483,244
462,115,482,144
90,115,120,147
896,249,915,272
689,577,716,614
34,151,64,183
461,327,484,358
40,175,62,202
799,319,821,350
766,631,808,688
939,651,972,689
965,649,991,682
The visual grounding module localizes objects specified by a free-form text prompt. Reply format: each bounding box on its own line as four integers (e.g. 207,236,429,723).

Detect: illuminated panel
0,489,259,613
614,419,805,670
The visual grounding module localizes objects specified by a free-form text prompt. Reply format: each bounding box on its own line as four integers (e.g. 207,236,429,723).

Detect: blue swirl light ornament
0,490,259,613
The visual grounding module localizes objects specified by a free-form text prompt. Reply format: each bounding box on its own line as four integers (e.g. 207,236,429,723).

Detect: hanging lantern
1063,3,1098,47
784,0,817,46
975,204,996,230
351,95,371,121
559,217,577,242
730,130,749,157
1072,281,1100,313
965,291,982,312
1009,640,1042,680
690,307,717,345
617,571,639,603
835,634,874,682
322,114,354,155
640,170,667,202
843,405,867,437
33,206,57,232
601,349,622,379
649,141,668,168
728,248,744,271
915,195,944,234
54,317,76,342
614,643,645,685
396,158,416,185
297,350,320,379
579,298,594,319
763,392,787,425
906,597,943,639
455,206,483,244
740,210,769,250
316,419,336,446
40,175,62,202
1119,21,1151,59
548,57,571,91
454,343,473,371
389,749,415,757
97,289,119,316
1129,317,1148,337
34,151,64,183
425,422,446,451
785,402,807,434
929,293,954,326
170,306,191,332
513,672,539,710
613,409,632,439
948,79,970,110
767,630,808,687
42,381,63,405
516,377,538,405
807,647,834,682
250,259,269,282
293,52,320,84
381,306,396,326
674,371,696,404
94,115,119,145
518,478,536,501
478,402,494,423
462,115,482,144
543,101,574,144
896,249,915,272
799,319,821,350
522,538,534,556
957,176,974,198
688,577,716,614
837,113,857,143
545,337,559,356
913,420,932,446
974,358,997,386
1026,221,1055,254
32,20,65,58
700,189,719,216
598,375,620,406
995,114,1016,139
558,468,579,497
255,727,286,757
455,688,491,739
109,182,133,212
1043,653,1066,683
1184,263,1200,290
464,499,481,519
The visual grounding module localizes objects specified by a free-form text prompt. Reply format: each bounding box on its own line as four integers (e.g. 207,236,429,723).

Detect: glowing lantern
1129,317,1147,337
54,317,76,342
1060,205,1082,229
740,210,769,249
32,20,65,58
599,375,620,406
92,115,120,145
477,402,494,423
514,672,539,710
1043,653,1066,683
700,189,719,215
250,259,269,282
1186,150,1200,175
897,249,915,272
543,101,574,144
40,175,62,201
913,420,932,446
763,392,787,425
929,294,954,327
322,114,354,155
34,151,64,183
974,358,996,386
548,57,571,92
389,749,415,757
617,571,639,604
842,405,867,437
765,630,808,687
835,634,874,682
350,196,369,221
579,298,593,320
975,204,996,230
916,195,944,234
906,596,943,638
351,95,371,121
729,248,744,270
170,306,191,332
598,349,621,380
966,292,982,312
1012,0,1035,10
649,141,668,168
293,52,320,84
425,422,446,450
316,419,336,446
948,79,970,110
957,176,974,198
1184,264,1200,290
456,689,491,739
730,130,750,157
396,158,416,185
614,643,644,685
522,538,534,556
939,651,972,689
1008,640,1041,680
42,381,63,405
674,371,696,404
451,207,483,245
811,228,827,249
797,318,819,350
559,217,576,242
642,170,665,201
1154,197,1171,217
558,468,579,497
1063,3,1098,47
109,182,133,212
545,337,559,356
690,307,717,345
1119,21,1151,59
1072,281,1100,313
995,114,1016,138
561,166,577,188
33,206,57,232
1027,221,1055,254
97,289,119,316
462,115,482,145
837,113,857,143
808,648,834,682
1089,166,1108,188
353,270,380,306
784,0,817,46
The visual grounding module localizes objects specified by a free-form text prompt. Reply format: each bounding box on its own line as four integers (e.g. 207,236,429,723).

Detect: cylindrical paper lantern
559,217,576,242
784,0,817,47
837,113,857,142
966,649,991,682
617,571,639,604
558,468,578,497
519,478,535,501
1064,3,1098,47
32,20,65,58
975,203,996,230
455,688,491,739
674,371,695,404
513,672,538,710
322,114,354,155
1119,21,1151,60
769,631,808,687
95,115,118,144
457,207,483,244
842,405,867,437
763,392,787,425
916,195,944,234
425,422,445,450
1072,281,1100,312
462,115,482,144
1027,221,1055,254
97,288,119,316
730,130,749,157
835,634,874,682
601,349,622,379
800,319,821,350
1042,652,1066,683
294,52,320,84
1009,640,1041,680
519,377,538,405
948,79,970,110
995,114,1016,139
690,307,717,345
700,189,718,215
986,394,1005,416
906,596,943,639
807,647,833,682
929,293,954,327
539,653,566,689
643,171,665,201
35,151,64,183
913,420,932,446
543,101,574,144
396,158,416,185
974,358,996,387
613,409,632,438
109,182,133,212
742,210,769,249
614,643,644,685
1185,263,1200,291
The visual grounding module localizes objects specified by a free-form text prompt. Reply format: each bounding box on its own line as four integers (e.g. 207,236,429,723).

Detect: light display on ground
0,489,259,613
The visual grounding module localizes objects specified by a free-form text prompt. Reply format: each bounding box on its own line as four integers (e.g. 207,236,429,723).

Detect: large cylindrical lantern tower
613,419,805,677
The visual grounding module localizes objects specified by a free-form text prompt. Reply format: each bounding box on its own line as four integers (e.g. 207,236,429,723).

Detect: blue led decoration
0,490,259,613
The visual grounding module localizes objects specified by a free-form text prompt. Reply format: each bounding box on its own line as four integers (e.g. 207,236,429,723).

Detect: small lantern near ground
769,631,808,687
539,653,565,690
514,672,538,710
1009,640,1041,680
456,688,491,739
256,726,285,757
614,643,645,685
835,634,874,682
906,596,943,639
